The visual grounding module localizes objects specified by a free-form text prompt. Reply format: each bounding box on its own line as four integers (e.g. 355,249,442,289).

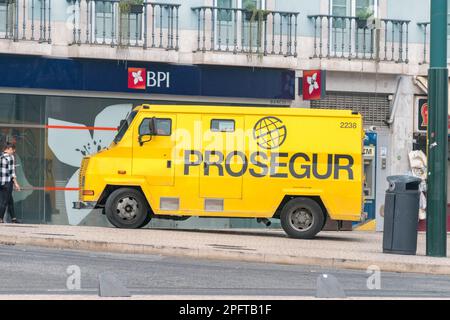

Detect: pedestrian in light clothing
0,143,21,224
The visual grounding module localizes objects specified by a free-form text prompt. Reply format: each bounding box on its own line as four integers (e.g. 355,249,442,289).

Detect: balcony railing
191,6,299,57
308,15,410,64
0,0,52,43
417,22,429,65
69,0,180,50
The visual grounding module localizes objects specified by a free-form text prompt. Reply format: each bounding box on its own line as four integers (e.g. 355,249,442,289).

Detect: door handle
167,160,172,168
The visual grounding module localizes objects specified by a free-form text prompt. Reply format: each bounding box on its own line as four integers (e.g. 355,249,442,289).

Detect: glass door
92,1,143,46
92,1,114,44
214,0,265,52
330,0,378,57
215,0,235,51
331,0,377,22
354,0,377,58
241,0,265,51
355,0,377,15
330,0,350,57
0,1,14,38
0,2,6,35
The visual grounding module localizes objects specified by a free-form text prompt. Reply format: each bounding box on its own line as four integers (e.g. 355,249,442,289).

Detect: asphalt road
0,244,450,298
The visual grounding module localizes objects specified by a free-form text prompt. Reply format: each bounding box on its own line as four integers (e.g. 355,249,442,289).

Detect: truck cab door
132,114,176,186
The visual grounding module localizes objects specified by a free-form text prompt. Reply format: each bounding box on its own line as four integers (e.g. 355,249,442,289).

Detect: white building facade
0,0,437,230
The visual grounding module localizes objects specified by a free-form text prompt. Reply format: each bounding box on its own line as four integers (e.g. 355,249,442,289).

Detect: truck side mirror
149,117,156,135
138,118,156,146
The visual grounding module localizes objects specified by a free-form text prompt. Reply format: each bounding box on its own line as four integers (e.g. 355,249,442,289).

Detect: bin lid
387,175,422,192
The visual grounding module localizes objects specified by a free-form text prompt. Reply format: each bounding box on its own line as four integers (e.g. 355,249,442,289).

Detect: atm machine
361,131,377,224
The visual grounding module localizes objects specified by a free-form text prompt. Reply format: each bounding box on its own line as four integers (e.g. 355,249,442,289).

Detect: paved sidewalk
0,295,445,300
0,224,450,275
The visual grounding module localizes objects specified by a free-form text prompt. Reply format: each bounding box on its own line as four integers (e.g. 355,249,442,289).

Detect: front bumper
73,201,97,210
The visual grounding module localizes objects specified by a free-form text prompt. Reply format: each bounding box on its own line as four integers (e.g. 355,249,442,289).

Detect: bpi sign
128,68,170,90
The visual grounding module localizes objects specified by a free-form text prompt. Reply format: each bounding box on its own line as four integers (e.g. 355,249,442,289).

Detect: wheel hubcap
116,197,139,221
289,208,314,232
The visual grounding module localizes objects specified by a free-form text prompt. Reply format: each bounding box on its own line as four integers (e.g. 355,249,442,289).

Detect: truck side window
139,118,172,136
211,119,235,132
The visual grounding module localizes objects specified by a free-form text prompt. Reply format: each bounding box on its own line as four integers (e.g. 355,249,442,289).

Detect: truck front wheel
280,198,325,239
105,188,150,229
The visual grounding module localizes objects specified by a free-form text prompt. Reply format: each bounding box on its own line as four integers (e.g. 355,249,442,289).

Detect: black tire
322,212,328,230
139,213,152,228
105,188,150,229
280,197,325,239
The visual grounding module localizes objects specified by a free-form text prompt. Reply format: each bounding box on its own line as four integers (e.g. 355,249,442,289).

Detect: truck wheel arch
97,185,153,214
274,195,329,223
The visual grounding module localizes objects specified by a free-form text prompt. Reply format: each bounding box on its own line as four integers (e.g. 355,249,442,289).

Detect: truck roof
134,105,362,119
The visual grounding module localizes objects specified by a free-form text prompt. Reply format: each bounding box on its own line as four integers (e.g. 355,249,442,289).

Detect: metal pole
427,0,448,257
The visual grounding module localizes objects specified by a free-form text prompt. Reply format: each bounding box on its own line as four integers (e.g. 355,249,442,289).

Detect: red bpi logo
128,68,146,90
302,70,326,101
128,68,171,90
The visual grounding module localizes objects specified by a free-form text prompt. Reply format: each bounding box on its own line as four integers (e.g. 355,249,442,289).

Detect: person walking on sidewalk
0,143,21,224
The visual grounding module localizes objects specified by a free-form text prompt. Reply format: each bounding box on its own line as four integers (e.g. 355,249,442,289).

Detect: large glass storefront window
0,94,46,223
46,96,138,226
0,93,141,226
0,92,279,229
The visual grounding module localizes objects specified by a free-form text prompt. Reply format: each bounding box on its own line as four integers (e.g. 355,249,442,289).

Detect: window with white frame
331,0,378,18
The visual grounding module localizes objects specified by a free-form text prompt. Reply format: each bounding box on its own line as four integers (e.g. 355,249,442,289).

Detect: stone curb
1,234,450,276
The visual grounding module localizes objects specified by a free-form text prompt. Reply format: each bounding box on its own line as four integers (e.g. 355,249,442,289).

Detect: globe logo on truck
253,117,287,150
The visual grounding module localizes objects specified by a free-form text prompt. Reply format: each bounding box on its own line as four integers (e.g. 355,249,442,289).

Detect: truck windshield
113,111,137,144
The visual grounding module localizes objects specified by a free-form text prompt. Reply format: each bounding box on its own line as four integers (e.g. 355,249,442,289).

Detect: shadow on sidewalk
0,224,39,228
147,227,363,243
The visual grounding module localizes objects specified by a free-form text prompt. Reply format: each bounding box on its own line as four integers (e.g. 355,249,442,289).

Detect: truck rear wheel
105,188,150,229
280,198,325,239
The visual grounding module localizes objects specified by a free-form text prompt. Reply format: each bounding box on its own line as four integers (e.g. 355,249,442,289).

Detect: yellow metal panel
199,115,244,199
81,105,364,222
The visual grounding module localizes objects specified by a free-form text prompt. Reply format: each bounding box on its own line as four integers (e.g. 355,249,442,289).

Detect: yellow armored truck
74,105,364,239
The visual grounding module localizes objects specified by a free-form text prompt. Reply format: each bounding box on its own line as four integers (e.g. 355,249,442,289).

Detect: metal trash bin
383,175,422,255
